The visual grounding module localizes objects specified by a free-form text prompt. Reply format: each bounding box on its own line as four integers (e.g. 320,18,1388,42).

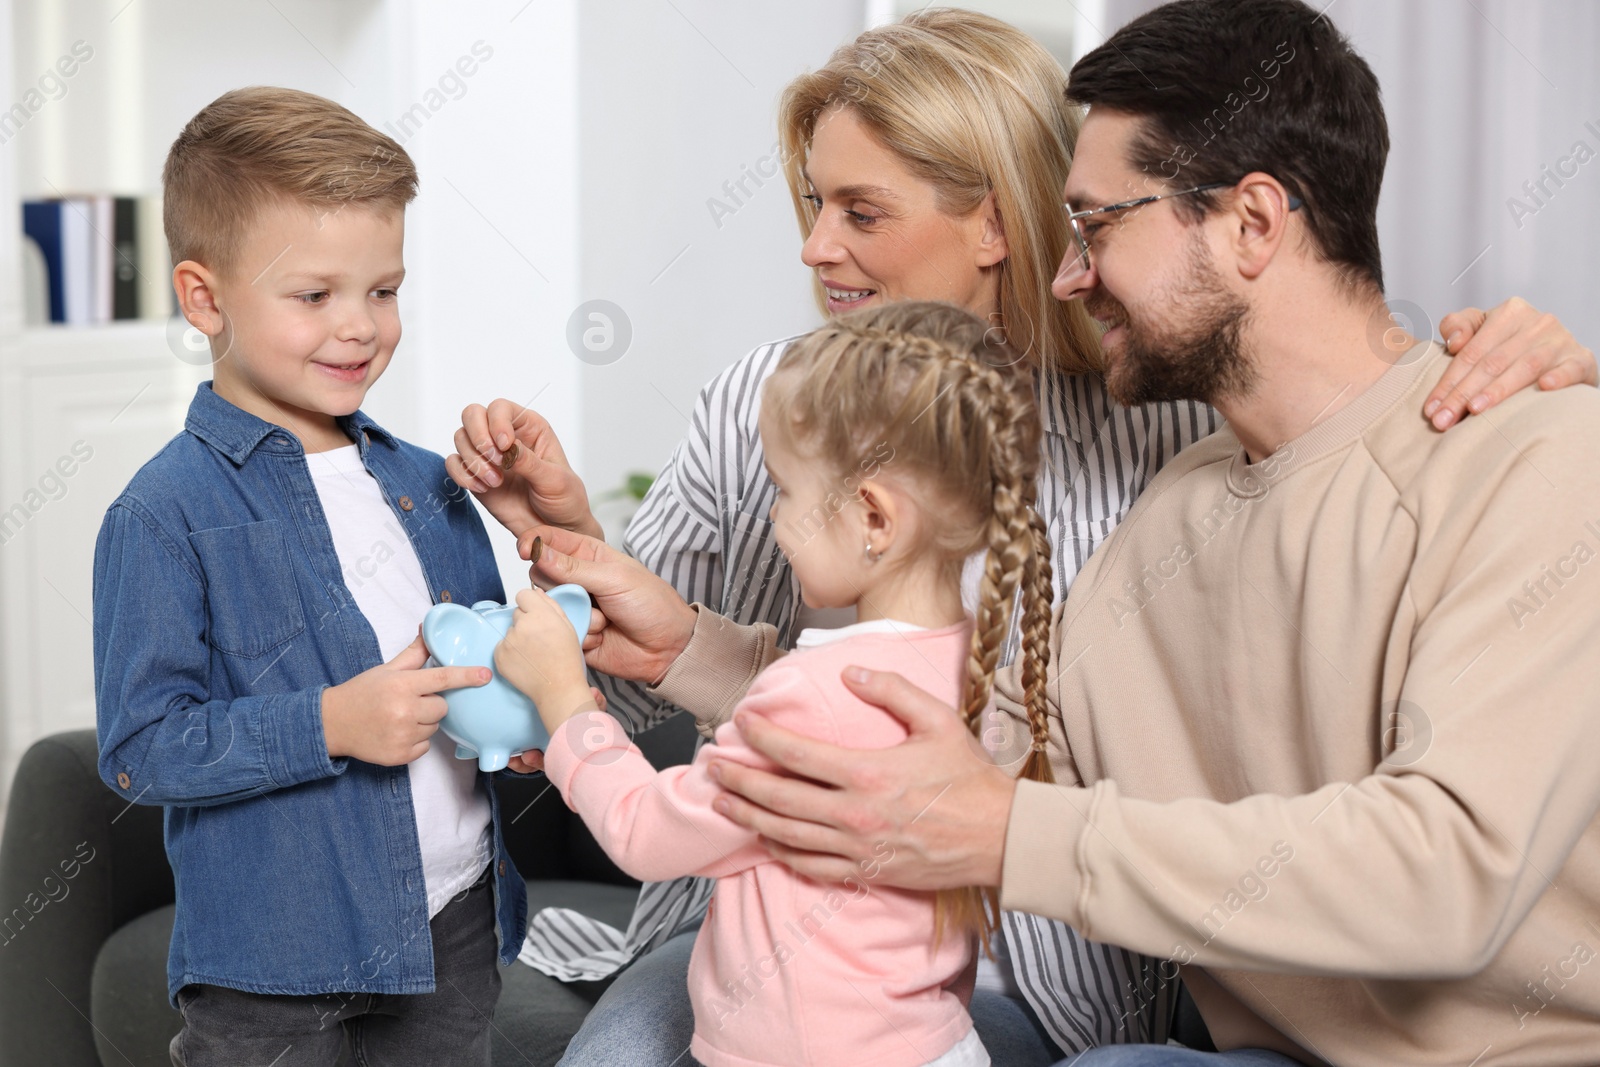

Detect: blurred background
0,0,1595,813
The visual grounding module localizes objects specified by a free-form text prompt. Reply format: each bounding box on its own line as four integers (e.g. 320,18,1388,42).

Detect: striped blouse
519,335,1221,1053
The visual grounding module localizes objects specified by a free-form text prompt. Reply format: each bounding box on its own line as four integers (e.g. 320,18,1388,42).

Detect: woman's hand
521,524,698,686
1425,298,1596,429
496,588,597,737
505,686,608,775
446,400,605,543
707,667,1016,890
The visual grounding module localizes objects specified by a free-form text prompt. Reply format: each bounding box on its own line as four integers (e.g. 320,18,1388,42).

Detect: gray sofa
0,719,698,1067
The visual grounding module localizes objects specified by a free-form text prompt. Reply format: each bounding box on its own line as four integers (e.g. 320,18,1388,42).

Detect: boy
93,87,536,1066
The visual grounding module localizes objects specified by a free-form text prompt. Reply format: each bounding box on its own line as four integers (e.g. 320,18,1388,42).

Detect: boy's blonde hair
779,8,1106,374
762,300,1054,948
162,86,417,278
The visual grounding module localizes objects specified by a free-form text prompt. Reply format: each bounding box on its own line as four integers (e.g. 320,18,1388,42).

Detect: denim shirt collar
185,381,399,465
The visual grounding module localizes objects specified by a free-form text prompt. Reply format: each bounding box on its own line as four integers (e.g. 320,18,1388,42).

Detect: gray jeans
559,925,1063,1067
170,864,501,1067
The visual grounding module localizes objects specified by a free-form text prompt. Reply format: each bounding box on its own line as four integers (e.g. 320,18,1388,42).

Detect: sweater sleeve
649,605,786,737
545,658,833,883
1002,416,1600,979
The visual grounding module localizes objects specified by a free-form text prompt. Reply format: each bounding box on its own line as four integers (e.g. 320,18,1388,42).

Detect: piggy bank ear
421,603,501,667
544,584,592,641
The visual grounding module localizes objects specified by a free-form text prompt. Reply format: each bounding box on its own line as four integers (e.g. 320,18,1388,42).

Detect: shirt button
117,772,131,789
398,495,414,511
498,860,506,877
440,590,452,603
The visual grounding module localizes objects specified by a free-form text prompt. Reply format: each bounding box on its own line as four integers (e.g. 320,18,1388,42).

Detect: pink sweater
543,619,980,1067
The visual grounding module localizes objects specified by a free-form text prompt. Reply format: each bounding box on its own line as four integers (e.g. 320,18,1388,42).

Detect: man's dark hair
1067,0,1389,295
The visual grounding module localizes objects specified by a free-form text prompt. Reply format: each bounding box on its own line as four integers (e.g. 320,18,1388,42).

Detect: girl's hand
1425,298,1596,430
494,588,597,735
506,686,608,774
446,400,605,542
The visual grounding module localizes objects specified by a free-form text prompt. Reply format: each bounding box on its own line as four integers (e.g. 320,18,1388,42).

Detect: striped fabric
519,335,1221,1053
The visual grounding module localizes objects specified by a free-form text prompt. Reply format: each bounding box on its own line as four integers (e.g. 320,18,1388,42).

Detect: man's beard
1090,235,1257,407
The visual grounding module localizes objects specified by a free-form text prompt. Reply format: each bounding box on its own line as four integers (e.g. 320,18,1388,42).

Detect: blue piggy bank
420,584,591,772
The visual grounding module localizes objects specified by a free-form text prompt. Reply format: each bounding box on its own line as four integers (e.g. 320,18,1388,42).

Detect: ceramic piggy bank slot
420,584,591,772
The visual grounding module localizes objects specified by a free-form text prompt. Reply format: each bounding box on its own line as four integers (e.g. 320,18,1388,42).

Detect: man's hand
321,635,490,766
445,400,605,542
708,667,1016,890
1425,297,1596,430
496,588,595,736
520,524,697,686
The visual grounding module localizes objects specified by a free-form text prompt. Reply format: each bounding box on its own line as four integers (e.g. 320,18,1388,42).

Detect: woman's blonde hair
762,301,1054,948
779,8,1104,375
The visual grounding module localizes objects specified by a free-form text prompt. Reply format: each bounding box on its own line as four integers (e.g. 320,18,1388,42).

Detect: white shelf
17,319,171,364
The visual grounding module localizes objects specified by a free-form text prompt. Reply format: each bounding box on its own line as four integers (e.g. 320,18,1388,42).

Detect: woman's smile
822,279,878,312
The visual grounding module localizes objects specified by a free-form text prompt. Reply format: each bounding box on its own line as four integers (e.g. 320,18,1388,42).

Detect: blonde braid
1017,503,1055,785
935,355,1051,951
960,422,1035,727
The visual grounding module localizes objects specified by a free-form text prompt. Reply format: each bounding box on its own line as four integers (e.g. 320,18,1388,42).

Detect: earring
864,541,882,563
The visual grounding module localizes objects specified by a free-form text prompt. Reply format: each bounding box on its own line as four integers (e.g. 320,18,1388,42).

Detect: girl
494,301,1054,1067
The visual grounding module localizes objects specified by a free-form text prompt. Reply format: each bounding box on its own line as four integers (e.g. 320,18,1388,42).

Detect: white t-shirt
307,444,493,918
792,617,927,649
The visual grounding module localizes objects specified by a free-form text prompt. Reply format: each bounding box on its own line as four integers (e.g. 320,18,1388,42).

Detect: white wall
368,0,583,598
572,0,864,523
1336,0,1600,351
11,0,390,198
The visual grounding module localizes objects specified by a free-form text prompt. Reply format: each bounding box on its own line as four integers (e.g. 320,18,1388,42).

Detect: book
21,200,64,323
20,231,49,325
22,194,172,326
113,197,138,319
91,196,114,323
61,198,93,325
137,195,170,322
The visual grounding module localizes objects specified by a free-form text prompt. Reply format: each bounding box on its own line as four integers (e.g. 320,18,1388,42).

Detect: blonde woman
447,11,1595,1064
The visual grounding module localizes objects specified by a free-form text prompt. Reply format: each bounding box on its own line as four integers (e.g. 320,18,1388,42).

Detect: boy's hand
505,686,608,774
446,400,605,542
321,635,491,766
495,588,598,736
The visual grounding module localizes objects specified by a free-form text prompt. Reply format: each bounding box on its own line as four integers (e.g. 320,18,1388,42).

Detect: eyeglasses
1061,181,1304,283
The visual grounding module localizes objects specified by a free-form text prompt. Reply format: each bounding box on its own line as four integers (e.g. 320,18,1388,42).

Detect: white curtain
1097,0,1600,346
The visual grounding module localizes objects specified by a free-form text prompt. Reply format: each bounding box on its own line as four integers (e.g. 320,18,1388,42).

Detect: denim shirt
93,381,531,1006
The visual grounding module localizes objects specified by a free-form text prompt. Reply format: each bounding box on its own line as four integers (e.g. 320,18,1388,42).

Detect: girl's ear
856,479,901,549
